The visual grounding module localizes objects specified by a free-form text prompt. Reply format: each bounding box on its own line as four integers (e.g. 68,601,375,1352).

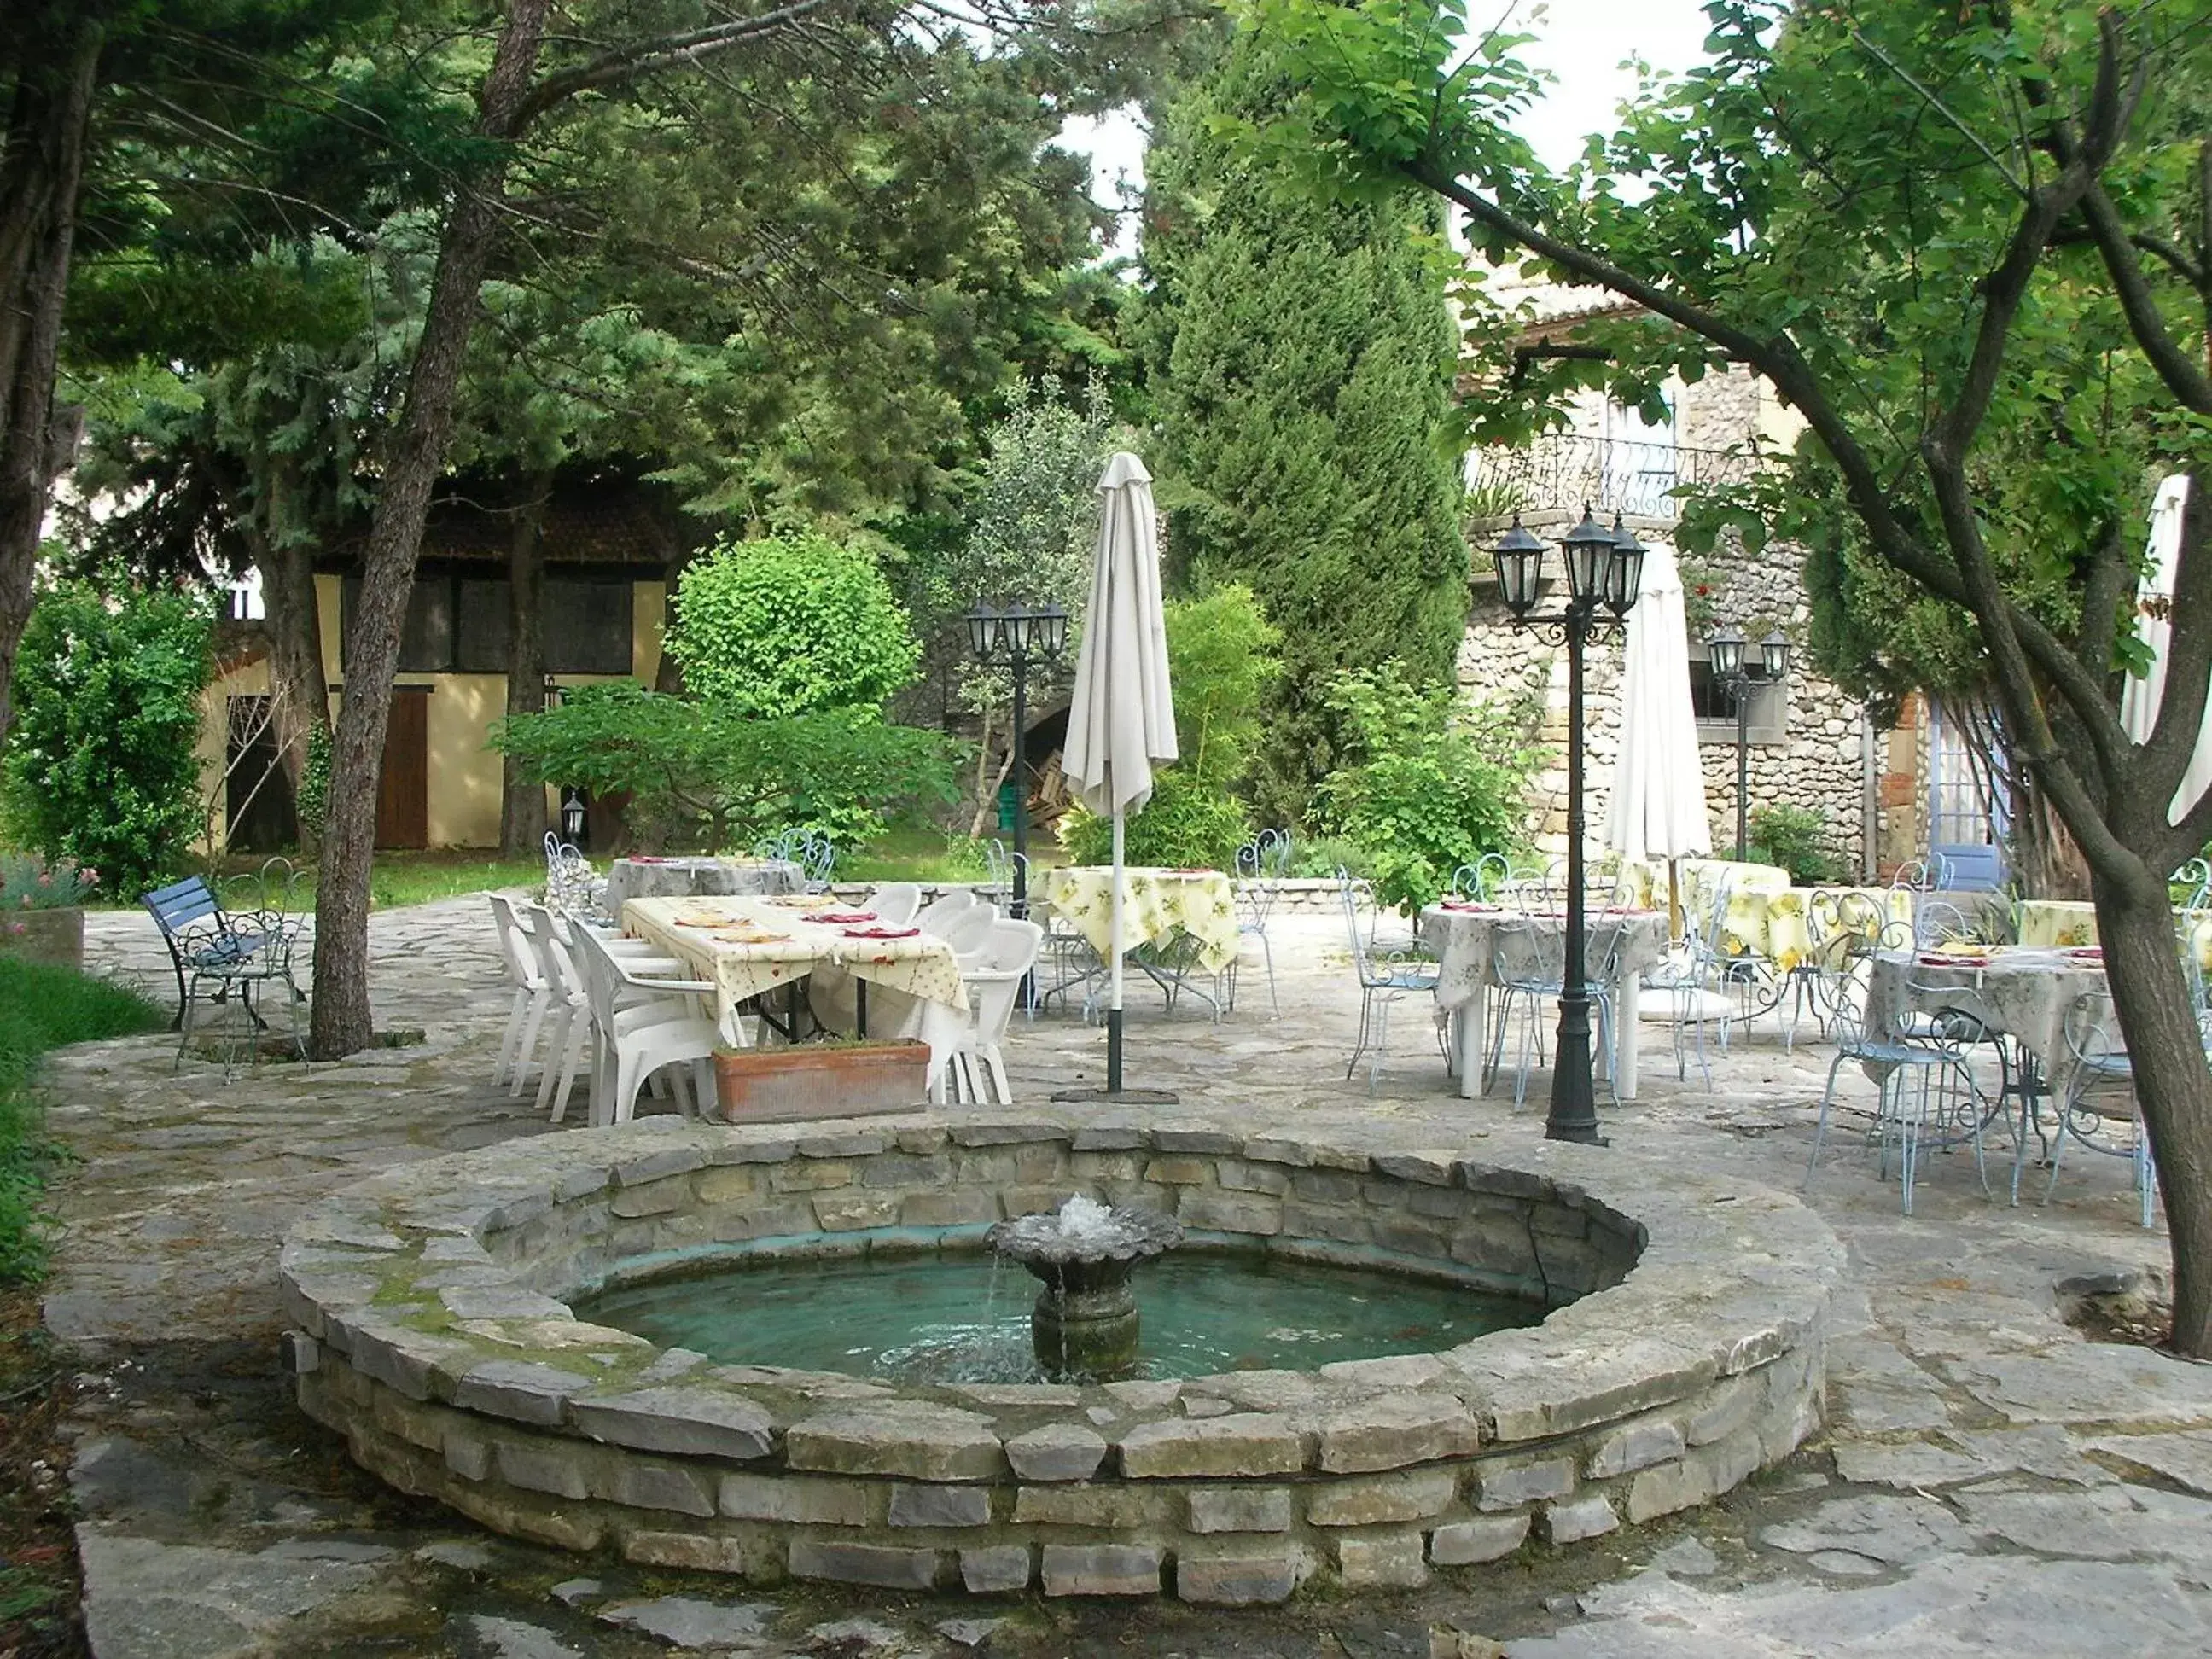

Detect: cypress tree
1140,42,1469,828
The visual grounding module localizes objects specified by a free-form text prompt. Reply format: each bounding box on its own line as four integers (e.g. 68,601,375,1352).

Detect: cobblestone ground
37,899,2212,1658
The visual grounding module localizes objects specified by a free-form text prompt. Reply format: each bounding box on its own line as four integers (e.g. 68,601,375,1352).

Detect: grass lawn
0,956,166,1654
183,821,1065,911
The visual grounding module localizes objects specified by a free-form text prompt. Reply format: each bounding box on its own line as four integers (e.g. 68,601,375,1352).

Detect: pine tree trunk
308,0,552,1058
2092,870,2212,1355
0,14,100,739
499,469,553,856
258,516,330,851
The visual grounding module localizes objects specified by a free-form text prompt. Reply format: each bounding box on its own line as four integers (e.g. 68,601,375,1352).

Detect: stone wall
281,1116,1839,1603
1461,358,1874,870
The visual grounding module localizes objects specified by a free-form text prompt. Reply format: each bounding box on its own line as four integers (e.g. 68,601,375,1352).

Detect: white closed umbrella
1061,452,1178,1095
2118,476,2211,826
1604,538,1710,929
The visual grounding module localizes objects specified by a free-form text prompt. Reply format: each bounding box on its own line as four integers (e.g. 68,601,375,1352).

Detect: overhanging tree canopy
1238,0,2212,1349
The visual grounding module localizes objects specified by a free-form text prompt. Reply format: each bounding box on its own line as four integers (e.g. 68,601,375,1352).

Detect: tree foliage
2,579,213,895
1236,0,2212,1347
1139,34,1471,825
1317,662,1540,913
490,682,955,852
663,530,920,718
1062,583,1282,867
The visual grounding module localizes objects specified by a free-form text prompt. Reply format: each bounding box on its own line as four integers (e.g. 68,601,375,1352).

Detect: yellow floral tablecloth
2018,899,2212,969
1041,866,1239,975
1621,859,1910,969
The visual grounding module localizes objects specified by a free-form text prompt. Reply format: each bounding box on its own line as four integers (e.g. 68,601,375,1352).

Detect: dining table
621,894,967,1086
602,854,804,914
1419,903,1672,1102
1039,866,1240,1014
2017,898,2212,970
1864,942,2110,1103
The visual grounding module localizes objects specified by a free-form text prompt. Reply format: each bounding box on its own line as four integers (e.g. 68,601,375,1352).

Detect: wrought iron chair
176,858,311,1077
2033,992,2156,1228
1337,868,1443,1091
542,831,609,921
1485,914,1623,1109
756,827,836,894
1448,852,1514,902
1805,960,1995,1214
1224,829,1292,1016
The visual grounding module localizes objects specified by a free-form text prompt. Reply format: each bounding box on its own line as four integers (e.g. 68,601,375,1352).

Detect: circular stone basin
279,1117,1842,1604
576,1248,1548,1383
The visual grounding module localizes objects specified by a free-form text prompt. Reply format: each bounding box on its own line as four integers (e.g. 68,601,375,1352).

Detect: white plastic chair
940,919,1044,1104
940,900,1000,961
916,888,977,937
573,927,726,1126
521,905,696,1121
868,882,923,928
488,894,550,1091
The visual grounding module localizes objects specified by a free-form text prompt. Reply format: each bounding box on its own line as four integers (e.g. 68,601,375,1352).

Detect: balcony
1468,434,1762,523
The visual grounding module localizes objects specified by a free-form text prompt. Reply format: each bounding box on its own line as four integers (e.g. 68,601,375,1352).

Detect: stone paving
35,899,2212,1656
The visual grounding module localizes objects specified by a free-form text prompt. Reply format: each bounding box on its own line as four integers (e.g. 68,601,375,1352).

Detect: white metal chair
1337,869,1443,1091
1222,829,1291,1016
1806,962,1995,1214
940,918,1045,1104
867,882,923,928
2033,992,2156,1228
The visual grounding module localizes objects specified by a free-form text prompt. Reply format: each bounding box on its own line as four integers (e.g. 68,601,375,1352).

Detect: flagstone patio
35,898,2212,1657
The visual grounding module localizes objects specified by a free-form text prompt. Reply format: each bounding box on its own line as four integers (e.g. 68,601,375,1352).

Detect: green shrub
1060,585,1282,869
1318,663,1542,913
295,724,333,841
0,958,164,1284
662,530,918,716
491,681,957,852
1749,804,1847,886
3,579,213,897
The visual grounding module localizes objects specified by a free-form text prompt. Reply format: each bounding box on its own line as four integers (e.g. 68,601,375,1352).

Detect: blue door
1927,701,2006,889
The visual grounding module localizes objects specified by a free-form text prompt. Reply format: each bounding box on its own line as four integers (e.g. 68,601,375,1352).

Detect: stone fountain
985,1195,1185,1380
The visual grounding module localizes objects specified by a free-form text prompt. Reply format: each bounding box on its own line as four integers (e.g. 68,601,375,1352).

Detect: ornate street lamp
1706,622,1791,859
1489,505,1644,1145
963,600,1072,915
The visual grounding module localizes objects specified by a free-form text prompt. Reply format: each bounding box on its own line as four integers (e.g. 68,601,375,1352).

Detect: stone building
1458,276,1894,878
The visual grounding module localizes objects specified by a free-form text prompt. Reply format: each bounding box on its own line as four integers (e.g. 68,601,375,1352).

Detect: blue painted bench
142,875,265,1029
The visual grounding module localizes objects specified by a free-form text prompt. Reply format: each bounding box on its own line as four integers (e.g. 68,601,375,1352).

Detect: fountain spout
985,1196,1185,1381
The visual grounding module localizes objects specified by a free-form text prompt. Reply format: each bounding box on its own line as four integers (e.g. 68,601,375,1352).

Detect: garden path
33,899,2212,1658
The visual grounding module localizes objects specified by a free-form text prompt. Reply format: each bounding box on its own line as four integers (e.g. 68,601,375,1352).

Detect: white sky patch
1059,0,1717,259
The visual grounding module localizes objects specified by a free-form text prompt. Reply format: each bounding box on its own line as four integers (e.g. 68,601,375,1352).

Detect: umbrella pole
1668,860,1683,942
1108,812,1126,1094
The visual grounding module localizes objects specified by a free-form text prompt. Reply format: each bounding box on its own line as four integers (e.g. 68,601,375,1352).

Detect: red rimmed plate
1919,952,1989,969
844,925,919,940
2061,946,2105,963
1440,900,1500,912
816,911,876,924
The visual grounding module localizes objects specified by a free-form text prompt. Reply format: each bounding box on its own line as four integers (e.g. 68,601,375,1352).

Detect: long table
621,894,967,1083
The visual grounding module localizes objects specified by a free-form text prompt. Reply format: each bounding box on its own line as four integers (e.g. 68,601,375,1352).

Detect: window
342,573,633,676
1688,649,1788,742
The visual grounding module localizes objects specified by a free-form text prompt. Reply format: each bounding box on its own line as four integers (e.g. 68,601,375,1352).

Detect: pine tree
1141,42,1468,827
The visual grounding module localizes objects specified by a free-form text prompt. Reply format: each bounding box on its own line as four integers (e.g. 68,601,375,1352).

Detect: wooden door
375,688,430,850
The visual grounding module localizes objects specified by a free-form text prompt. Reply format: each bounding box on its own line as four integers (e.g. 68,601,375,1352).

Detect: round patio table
602,856,804,914
1864,945,2109,1100
1418,904,1670,1102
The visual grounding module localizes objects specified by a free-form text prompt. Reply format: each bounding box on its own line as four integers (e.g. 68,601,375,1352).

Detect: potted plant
713,1037,931,1123
0,853,96,971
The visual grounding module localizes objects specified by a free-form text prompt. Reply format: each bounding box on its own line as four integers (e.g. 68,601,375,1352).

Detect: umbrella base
1051,1088,1181,1105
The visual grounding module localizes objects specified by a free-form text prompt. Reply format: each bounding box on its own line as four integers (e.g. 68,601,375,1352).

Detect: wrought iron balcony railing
1468,434,1764,523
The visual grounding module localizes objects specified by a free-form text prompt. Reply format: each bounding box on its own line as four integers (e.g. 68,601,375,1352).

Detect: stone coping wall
280,1117,1841,1603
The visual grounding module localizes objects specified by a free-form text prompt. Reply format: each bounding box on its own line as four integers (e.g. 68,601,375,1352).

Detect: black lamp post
1491,507,1644,1144
964,600,1072,916
1707,624,1790,859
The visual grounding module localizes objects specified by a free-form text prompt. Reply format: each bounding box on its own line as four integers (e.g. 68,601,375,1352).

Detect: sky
1062,0,1719,257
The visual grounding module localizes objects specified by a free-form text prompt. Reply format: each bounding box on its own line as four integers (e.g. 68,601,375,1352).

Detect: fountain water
985,1195,1185,1380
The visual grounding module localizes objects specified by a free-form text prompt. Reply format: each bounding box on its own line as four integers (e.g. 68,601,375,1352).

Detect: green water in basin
577,1249,1543,1382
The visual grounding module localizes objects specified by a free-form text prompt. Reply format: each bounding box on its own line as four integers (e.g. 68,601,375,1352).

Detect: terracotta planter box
0,906,84,972
713,1039,930,1123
